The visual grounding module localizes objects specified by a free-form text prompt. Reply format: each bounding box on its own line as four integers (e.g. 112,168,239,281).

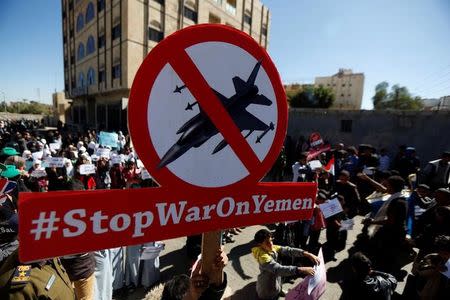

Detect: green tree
372,82,423,110
288,85,335,108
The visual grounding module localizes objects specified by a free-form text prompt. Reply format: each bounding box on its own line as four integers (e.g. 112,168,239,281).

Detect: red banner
19,182,316,262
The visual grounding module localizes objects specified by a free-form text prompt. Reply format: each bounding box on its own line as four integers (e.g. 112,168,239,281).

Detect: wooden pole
201,230,223,285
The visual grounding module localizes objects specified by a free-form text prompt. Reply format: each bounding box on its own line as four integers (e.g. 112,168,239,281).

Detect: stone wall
287,108,450,164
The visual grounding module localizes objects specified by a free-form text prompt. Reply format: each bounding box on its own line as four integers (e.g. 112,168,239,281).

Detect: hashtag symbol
30,211,60,240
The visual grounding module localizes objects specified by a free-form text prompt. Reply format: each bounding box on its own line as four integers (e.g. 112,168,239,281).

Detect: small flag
0,178,17,196
324,156,335,176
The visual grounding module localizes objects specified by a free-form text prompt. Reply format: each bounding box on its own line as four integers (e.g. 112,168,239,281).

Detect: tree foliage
372,82,423,110
288,85,335,108
0,100,52,115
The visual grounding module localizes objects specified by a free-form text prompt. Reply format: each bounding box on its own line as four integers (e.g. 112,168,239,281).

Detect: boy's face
261,236,274,252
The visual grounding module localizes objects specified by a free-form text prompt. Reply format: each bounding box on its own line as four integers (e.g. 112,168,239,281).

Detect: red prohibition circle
128,24,287,191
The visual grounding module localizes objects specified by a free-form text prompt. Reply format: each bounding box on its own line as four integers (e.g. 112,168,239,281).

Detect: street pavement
122,215,413,299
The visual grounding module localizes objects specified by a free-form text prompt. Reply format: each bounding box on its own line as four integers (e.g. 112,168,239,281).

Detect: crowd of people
0,119,449,299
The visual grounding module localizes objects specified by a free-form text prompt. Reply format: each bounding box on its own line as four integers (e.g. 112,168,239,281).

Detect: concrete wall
287,108,450,164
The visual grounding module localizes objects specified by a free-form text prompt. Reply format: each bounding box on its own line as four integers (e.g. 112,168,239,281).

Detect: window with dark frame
184,6,198,22
97,0,105,12
69,0,74,10
153,0,164,4
262,26,267,36
112,24,121,40
112,65,121,80
244,14,252,25
98,35,106,48
341,120,353,133
148,27,163,42
99,70,106,83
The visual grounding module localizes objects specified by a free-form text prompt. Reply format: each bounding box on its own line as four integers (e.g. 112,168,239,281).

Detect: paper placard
319,198,343,218
286,248,326,300
45,157,65,168
32,151,43,161
49,143,61,151
140,243,164,260
308,160,322,170
96,148,111,158
79,164,96,175
99,131,118,148
339,219,354,231
111,155,122,165
31,169,47,178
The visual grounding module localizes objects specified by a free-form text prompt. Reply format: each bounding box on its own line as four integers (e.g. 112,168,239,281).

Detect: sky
0,0,449,109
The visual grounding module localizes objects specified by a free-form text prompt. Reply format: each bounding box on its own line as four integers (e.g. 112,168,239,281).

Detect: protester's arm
278,246,320,265
357,173,387,192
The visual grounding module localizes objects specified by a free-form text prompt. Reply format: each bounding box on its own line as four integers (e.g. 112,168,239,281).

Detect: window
86,35,95,54
244,14,252,25
85,2,95,23
63,35,67,44
342,83,346,87
69,0,73,10
63,10,66,19
348,94,351,97
78,72,85,88
209,13,221,24
112,24,121,40
226,0,236,14
349,83,352,87
70,54,75,64
98,35,106,48
262,26,267,36
112,65,121,80
341,120,352,133
97,0,105,12
64,59,68,68
153,0,164,4
340,93,344,97
70,28,74,38
184,6,197,22
99,70,106,83
148,28,163,42
76,14,84,32
77,43,85,60
87,68,95,85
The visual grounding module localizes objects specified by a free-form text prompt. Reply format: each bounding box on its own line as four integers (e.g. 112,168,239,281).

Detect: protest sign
308,160,322,171
30,169,47,178
306,132,331,161
19,24,318,262
319,198,343,218
339,218,354,231
140,243,164,260
45,157,65,168
96,148,111,158
111,155,122,165
49,143,61,151
286,248,326,300
99,131,118,148
32,151,43,161
79,164,96,175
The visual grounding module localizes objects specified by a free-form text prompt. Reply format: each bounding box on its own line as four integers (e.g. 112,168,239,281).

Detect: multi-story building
61,0,270,130
314,69,365,110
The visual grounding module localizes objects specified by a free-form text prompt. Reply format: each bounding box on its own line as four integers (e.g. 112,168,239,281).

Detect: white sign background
148,42,278,187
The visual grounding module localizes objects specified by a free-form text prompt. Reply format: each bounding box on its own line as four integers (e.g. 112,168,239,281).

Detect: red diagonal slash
170,49,261,172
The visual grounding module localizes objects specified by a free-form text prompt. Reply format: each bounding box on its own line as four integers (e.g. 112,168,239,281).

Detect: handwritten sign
99,131,118,148
45,157,65,168
318,198,343,218
111,155,122,165
79,164,96,175
96,148,111,158
339,219,354,231
140,243,164,260
31,169,47,178
286,248,326,300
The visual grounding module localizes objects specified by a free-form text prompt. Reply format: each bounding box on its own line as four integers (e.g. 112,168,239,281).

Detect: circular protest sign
129,24,287,189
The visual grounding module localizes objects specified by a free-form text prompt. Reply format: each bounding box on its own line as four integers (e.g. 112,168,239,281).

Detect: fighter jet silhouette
157,61,274,169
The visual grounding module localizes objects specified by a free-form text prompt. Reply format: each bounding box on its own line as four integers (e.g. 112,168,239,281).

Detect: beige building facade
62,0,270,130
315,69,365,110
